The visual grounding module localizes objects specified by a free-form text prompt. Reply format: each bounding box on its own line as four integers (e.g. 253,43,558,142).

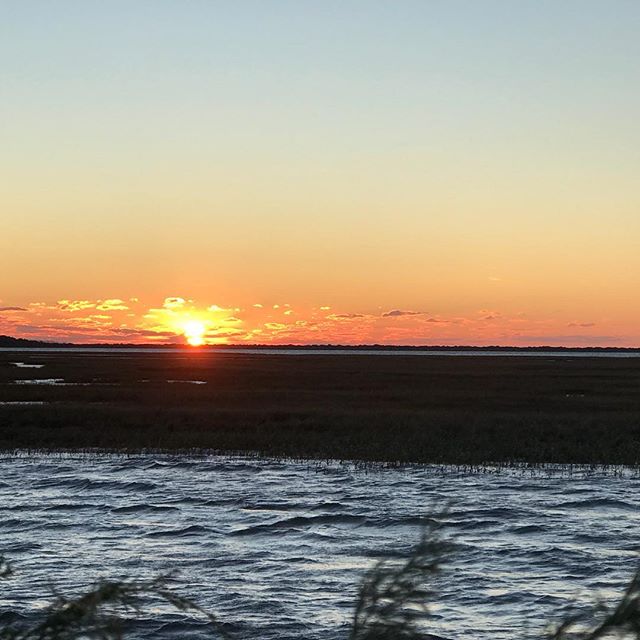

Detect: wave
487,591,560,606
0,611,29,626
1,541,42,553
152,620,224,638
241,500,347,512
146,525,214,538
448,507,526,519
509,524,547,534
556,498,637,511
232,512,461,536
231,513,367,536
32,477,158,492
111,504,180,514
44,502,107,511
0,518,42,529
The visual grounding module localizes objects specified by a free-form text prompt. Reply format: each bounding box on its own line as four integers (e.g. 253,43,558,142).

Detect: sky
1,1,639,346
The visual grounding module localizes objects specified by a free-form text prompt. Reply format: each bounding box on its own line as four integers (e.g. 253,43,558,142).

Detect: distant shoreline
3,347,640,358
1,335,638,352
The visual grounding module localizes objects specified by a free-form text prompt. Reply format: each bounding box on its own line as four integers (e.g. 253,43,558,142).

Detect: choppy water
1,455,639,639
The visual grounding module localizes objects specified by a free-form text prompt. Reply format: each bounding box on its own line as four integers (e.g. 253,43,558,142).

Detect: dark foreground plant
0,567,230,640
1,522,640,640
350,518,449,640
548,570,640,640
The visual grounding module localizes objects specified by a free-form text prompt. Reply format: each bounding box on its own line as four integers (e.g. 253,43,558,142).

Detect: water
10,363,45,369
1,455,639,639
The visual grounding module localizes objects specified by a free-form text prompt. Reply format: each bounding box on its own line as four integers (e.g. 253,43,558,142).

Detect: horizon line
1,335,638,351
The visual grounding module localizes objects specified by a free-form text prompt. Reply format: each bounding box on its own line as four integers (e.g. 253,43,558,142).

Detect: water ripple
0,454,638,640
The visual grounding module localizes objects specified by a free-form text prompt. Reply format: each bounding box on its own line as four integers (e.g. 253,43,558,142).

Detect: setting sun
183,320,206,346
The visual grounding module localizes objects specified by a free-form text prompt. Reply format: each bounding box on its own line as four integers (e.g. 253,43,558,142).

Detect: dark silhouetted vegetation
350,518,449,640
0,352,640,465
0,565,229,639
2,352,640,465
548,571,640,639
0,337,64,349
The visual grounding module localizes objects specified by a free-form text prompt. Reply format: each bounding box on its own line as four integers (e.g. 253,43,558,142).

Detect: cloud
13,324,46,334
206,328,245,337
327,313,365,320
3,295,622,348
512,334,621,345
163,297,185,309
265,322,287,330
96,299,129,311
109,328,177,338
55,315,112,327
57,299,95,312
382,310,424,317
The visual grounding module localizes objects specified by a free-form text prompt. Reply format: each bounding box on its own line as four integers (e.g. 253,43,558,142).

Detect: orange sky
2,3,639,346
0,295,632,347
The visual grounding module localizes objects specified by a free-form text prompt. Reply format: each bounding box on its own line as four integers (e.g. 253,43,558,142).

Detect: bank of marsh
1,351,640,465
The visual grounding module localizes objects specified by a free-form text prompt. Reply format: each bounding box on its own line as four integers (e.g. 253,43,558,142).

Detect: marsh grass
2,352,640,465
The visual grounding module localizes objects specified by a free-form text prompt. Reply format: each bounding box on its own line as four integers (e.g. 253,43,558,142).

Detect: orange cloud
327,313,366,320
57,300,95,312
382,310,424,318
96,299,129,311
0,296,632,347
163,297,186,309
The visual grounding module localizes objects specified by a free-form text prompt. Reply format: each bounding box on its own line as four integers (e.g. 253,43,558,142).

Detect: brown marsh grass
1,351,639,465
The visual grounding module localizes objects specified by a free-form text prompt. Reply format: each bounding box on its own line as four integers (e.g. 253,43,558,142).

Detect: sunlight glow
183,320,206,346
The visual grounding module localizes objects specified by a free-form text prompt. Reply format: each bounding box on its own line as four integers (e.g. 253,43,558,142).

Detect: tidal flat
1,351,640,466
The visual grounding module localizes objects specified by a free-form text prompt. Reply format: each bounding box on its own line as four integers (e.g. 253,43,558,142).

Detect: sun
183,320,206,346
